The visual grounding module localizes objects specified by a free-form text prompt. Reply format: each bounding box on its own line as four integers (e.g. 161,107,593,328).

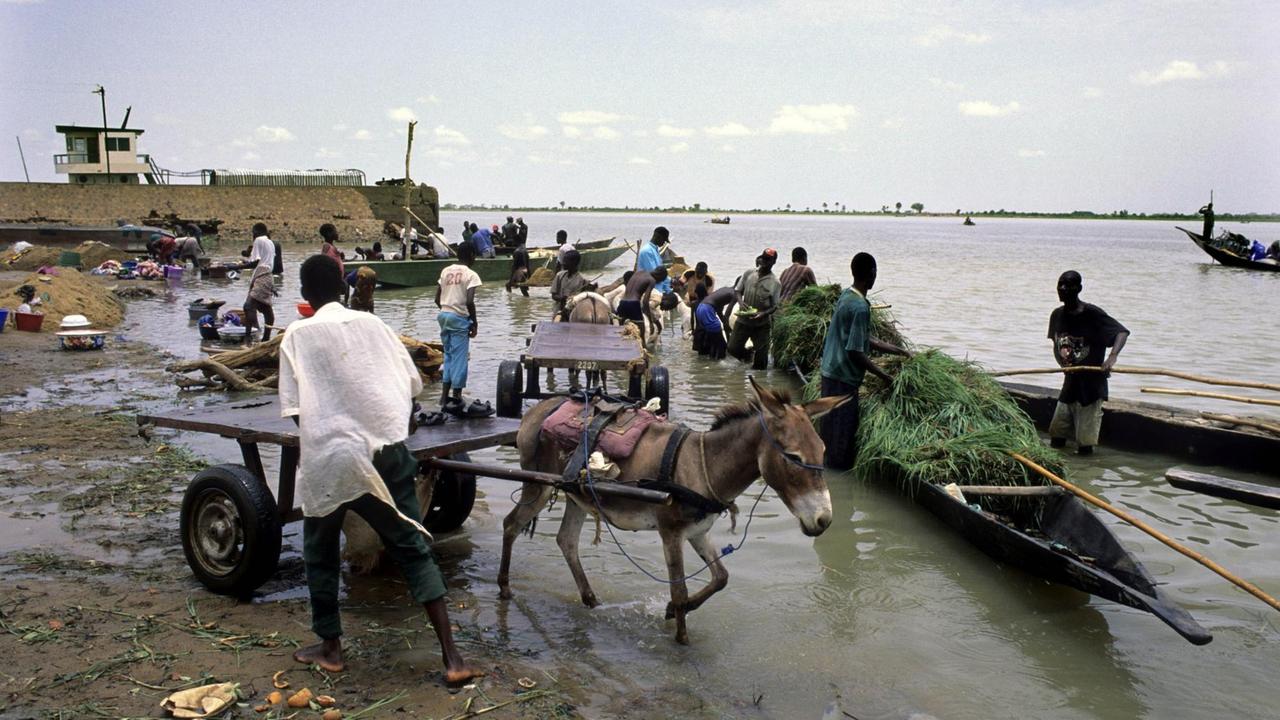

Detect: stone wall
0,182,439,244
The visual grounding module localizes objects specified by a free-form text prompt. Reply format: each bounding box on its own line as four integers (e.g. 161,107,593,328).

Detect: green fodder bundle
774,284,909,374
853,350,1064,489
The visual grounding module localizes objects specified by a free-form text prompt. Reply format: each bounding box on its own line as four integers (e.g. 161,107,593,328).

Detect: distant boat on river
1177,227,1280,273
963,216,976,226
708,216,731,224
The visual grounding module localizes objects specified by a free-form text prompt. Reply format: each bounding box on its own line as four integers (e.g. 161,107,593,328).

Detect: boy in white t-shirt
433,242,487,415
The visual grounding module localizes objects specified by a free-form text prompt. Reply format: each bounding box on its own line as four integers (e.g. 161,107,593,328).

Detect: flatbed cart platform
137,396,521,596
496,320,670,418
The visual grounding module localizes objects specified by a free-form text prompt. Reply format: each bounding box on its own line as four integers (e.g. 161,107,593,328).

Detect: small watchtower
53,124,159,184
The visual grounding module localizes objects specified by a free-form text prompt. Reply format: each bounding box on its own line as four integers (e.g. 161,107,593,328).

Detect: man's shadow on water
811,471,1146,720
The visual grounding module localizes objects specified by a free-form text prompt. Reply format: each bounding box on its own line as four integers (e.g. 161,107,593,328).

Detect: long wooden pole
1142,387,1280,407
1010,452,1280,613
401,120,417,259
422,457,672,505
403,205,457,258
992,365,1280,393
1201,412,1280,437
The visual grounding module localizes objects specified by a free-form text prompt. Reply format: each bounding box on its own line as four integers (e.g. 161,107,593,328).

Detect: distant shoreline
441,206,1280,223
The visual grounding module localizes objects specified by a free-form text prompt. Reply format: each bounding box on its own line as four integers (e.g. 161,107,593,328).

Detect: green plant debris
854,350,1064,490
61,445,206,517
775,284,908,375
7,552,115,576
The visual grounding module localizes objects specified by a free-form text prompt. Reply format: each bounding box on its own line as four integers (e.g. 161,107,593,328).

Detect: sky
2,0,1278,213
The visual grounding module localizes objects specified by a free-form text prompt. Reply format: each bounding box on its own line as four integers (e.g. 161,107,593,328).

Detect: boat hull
346,243,629,287
901,474,1212,644
0,223,171,252
1178,226,1280,272
999,381,1280,478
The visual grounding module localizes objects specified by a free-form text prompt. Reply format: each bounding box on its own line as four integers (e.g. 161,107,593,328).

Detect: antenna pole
16,136,30,182
93,85,110,177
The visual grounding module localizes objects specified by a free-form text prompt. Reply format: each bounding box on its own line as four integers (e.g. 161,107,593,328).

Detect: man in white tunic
278,254,480,685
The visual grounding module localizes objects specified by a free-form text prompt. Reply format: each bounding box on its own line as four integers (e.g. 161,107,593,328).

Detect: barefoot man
617,266,667,344
279,254,482,686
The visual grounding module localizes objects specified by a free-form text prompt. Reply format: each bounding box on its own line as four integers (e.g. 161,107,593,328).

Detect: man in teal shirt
637,227,672,294
819,252,909,470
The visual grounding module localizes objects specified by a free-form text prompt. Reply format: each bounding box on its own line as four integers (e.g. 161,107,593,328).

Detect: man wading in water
280,254,482,686
1047,270,1128,455
819,252,909,470
618,266,666,344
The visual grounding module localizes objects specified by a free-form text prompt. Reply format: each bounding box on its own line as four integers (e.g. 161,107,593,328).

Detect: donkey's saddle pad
542,400,661,459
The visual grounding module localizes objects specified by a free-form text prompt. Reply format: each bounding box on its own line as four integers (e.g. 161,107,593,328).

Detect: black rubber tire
497,360,523,418
422,452,477,533
646,365,671,415
627,373,643,401
180,463,282,597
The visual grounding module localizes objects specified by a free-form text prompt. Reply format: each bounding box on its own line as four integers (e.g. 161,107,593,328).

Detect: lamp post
93,85,110,177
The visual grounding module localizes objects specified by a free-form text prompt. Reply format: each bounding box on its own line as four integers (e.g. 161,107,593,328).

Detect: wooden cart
496,320,669,418
136,397,522,597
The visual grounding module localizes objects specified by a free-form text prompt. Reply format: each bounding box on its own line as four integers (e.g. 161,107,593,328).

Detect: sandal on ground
416,410,448,427
461,399,495,418
442,397,466,417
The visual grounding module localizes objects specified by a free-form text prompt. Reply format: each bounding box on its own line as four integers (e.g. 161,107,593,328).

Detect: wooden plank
954,485,1065,496
525,320,644,369
1165,469,1280,510
138,396,521,454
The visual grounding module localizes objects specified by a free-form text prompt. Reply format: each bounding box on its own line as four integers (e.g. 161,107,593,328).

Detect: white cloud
627,157,652,165
1081,86,1103,98
316,147,340,159
387,106,417,123
417,94,440,104
558,110,622,125
832,142,857,154
498,123,550,140
929,77,965,91
254,125,295,143
657,124,696,138
1018,148,1045,158
527,154,550,164
425,147,456,159
667,142,690,154
559,158,576,166
241,151,260,161
704,122,752,137
592,126,620,140
631,130,650,137
352,129,372,141
958,100,1021,117
331,123,348,132
433,125,470,145
768,104,859,134
230,138,254,148
562,125,584,139
1131,60,1240,86
720,144,735,153
880,117,904,130
914,25,990,47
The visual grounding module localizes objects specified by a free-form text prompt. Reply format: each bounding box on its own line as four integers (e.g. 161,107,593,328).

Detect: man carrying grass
819,252,910,470
280,254,481,686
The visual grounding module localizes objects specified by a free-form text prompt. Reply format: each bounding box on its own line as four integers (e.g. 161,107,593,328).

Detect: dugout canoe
998,381,1280,478
1177,226,1280,272
888,471,1212,644
345,242,629,287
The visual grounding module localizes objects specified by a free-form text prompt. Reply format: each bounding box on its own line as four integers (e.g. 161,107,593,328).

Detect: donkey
498,376,846,644
563,291,613,389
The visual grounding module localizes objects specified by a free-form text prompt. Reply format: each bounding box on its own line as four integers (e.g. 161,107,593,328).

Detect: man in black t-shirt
1047,271,1129,455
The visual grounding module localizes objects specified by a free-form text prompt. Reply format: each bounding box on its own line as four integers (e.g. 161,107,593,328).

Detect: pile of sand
526,266,556,287
3,242,134,272
1,269,125,329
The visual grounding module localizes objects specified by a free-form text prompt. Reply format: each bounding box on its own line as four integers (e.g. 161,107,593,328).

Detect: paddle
401,205,458,258
1010,452,1280,614
1141,387,1280,407
991,365,1280,393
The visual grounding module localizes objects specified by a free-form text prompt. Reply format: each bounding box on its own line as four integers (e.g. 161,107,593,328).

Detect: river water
108,213,1280,718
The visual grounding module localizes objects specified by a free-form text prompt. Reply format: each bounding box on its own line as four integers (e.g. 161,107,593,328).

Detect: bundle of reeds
772,284,842,373
854,350,1063,488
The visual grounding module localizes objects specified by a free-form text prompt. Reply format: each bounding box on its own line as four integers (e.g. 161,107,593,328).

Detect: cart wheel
627,373,643,400
645,366,671,415
180,464,282,597
497,360,523,418
422,452,477,533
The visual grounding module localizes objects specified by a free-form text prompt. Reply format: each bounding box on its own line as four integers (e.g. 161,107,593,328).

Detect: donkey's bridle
756,412,827,473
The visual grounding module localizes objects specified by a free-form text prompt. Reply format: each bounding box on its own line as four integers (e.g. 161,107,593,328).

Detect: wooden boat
999,381,1280,478
1177,226,1280,273
888,470,1212,644
494,236,617,256
0,223,172,253
1165,469,1280,510
963,216,976,226
708,216,731,224
345,242,629,288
